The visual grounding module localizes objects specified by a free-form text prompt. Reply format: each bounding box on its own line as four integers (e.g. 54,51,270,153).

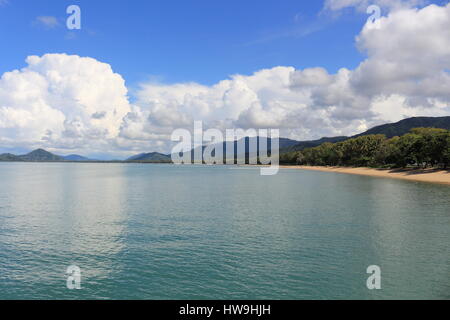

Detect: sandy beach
281,166,450,185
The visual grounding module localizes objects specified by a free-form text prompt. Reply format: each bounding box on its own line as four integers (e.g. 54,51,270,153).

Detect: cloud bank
0,54,131,156
1,3,450,158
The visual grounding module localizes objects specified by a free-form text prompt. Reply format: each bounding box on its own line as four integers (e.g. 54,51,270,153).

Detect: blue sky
0,0,370,86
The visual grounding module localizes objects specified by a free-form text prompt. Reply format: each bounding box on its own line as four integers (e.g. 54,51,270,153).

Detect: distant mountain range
63,154,92,161
126,152,172,163
20,149,64,161
283,116,450,153
175,116,450,158
353,116,450,138
0,149,94,162
1,116,449,162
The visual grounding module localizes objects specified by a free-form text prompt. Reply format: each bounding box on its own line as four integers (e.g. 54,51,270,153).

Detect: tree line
280,128,450,169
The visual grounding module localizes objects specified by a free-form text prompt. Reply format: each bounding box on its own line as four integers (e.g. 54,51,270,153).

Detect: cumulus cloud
350,4,450,118
34,16,60,29
0,54,131,156
1,3,450,157
123,3,450,145
120,66,337,143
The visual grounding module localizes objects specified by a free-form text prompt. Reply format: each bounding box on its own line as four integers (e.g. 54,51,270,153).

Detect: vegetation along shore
279,126,450,185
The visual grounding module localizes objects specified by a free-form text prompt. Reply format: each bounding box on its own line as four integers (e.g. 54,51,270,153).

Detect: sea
0,163,449,299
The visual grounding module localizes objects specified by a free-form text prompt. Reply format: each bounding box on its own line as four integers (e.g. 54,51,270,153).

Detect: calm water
0,163,449,300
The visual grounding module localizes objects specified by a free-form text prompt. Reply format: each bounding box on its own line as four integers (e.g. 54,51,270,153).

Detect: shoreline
2,161,450,185
281,165,450,185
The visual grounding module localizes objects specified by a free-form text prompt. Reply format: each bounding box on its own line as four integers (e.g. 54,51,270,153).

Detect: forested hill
18,149,64,161
282,127,450,168
126,152,172,163
284,116,450,153
0,149,91,162
354,116,450,139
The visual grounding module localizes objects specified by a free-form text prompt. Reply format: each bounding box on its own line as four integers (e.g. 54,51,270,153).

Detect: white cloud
0,54,131,156
124,3,450,145
34,16,60,29
350,3,450,116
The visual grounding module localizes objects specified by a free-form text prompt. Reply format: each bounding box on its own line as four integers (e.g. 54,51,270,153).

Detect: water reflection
0,163,128,299
0,163,449,299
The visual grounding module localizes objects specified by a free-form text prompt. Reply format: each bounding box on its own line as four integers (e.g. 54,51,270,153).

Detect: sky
0,0,449,159
0,0,367,85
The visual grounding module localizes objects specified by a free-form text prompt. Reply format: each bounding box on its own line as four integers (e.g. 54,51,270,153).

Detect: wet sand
281,166,450,185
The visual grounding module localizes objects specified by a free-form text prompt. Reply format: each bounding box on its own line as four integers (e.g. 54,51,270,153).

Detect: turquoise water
0,162,449,300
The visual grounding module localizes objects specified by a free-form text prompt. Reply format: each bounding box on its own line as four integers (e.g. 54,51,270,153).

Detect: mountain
285,116,450,152
176,116,450,162
0,153,22,161
353,116,450,138
281,136,348,153
278,137,304,149
63,154,92,161
18,149,64,161
127,153,147,161
126,152,172,163
177,136,299,164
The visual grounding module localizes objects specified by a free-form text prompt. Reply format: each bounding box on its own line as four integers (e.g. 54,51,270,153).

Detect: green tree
280,128,450,169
